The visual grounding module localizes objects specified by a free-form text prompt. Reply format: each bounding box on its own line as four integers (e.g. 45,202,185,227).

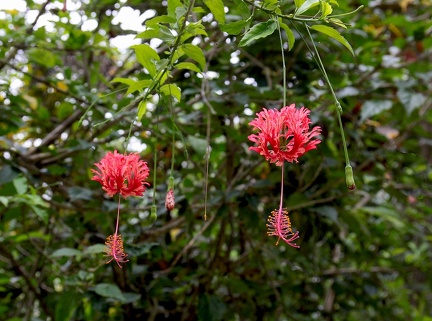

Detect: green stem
78,86,127,126
152,107,159,207
328,5,364,18
242,0,320,22
304,23,355,189
169,90,175,179
277,18,287,107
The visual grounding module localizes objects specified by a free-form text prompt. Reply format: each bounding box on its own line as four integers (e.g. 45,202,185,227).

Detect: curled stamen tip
105,234,129,267
267,209,300,248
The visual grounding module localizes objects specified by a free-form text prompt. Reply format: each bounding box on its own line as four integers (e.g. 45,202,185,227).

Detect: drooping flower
248,104,322,248
92,150,150,267
267,208,300,248
248,104,322,166
105,233,129,267
92,150,150,198
165,189,175,211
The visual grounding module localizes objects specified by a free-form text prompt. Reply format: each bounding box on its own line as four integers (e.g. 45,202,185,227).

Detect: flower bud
345,165,356,190
165,189,175,211
150,205,157,222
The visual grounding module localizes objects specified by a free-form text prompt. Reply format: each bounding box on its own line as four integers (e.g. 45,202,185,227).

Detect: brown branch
26,109,83,156
0,244,54,319
165,214,216,272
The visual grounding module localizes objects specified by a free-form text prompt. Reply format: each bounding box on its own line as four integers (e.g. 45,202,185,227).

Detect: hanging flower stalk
248,104,321,247
92,150,150,267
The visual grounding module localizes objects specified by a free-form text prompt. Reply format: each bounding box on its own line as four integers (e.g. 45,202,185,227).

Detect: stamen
105,234,129,267
267,209,300,248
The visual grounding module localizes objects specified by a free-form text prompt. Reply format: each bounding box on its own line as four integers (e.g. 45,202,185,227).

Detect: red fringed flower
248,104,322,165
267,209,300,248
105,234,129,267
92,150,150,198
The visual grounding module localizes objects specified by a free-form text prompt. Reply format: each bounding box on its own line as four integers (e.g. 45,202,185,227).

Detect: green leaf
159,84,182,101
188,136,208,155
294,0,306,8
28,48,59,68
220,19,250,35
263,0,278,10
168,0,183,17
55,291,80,321
320,1,333,18
122,293,142,304
126,79,153,95
397,89,426,115
111,77,135,85
157,25,177,44
57,102,74,120
51,248,82,257
329,18,347,29
145,15,177,27
19,194,48,207
0,196,10,207
94,283,125,301
360,206,405,229
239,20,278,47
83,244,106,255
135,28,160,40
175,62,202,73
13,175,27,194
67,187,93,202
203,0,226,24
137,100,147,121
13,231,50,243
182,44,206,71
360,100,393,122
198,294,227,321
310,25,354,56
280,22,295,50
131,44,160,78
295,0,319,16
30,205,48,223
0,165,18,184
233,0,250,19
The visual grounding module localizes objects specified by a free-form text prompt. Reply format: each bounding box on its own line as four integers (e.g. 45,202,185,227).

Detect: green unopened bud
168,176,175,190
345,165,356,190
150,205,157,222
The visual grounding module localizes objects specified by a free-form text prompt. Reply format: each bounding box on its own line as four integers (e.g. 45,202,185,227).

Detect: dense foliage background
0,0,431,320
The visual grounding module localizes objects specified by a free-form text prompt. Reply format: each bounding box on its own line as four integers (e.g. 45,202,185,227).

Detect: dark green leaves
239,20,278,47
280,21,296,50
132,44,161,78
93,283,125,301
295,0,320,16
360,100,393,122
51,248,82,257
310,25,354,55
220,19,250,35
203,0,226,24
182,44,206,70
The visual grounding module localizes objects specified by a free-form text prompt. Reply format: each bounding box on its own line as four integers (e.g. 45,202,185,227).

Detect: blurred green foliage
0,0,431,320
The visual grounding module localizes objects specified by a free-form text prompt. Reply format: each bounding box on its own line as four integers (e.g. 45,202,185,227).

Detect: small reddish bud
165,189,175,211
